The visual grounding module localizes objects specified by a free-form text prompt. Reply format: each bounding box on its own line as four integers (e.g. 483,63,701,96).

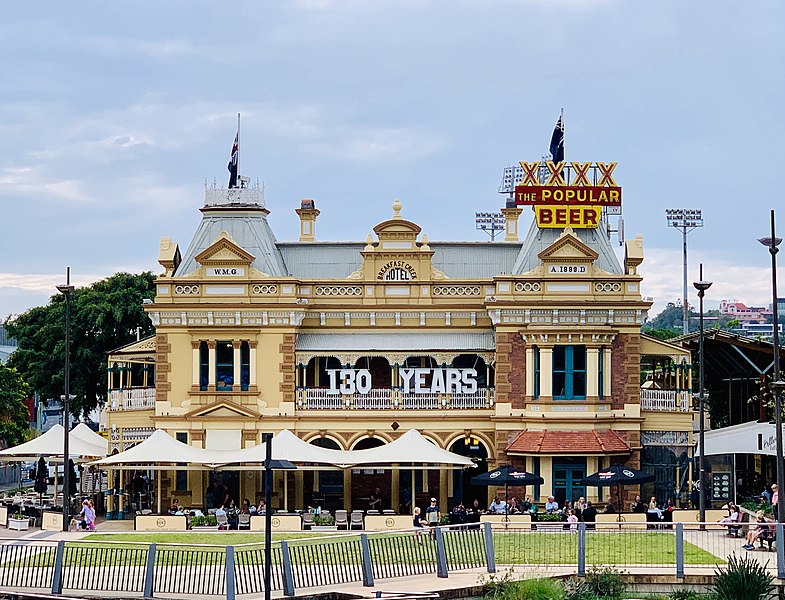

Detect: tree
0,365,31,447
4,272,156,416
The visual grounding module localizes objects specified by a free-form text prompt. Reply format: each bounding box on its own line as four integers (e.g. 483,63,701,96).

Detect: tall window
216,341,234,391
598,348,604,399
240,342,250,391
552,345,586,400
533,347,540,399
199,342,209,391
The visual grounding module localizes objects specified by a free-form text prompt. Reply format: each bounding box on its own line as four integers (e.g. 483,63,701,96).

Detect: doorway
553,458,587,506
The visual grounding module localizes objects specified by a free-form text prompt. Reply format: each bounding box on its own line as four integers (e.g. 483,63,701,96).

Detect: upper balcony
297,387,494,410
640,389,692,412
109,387,156,411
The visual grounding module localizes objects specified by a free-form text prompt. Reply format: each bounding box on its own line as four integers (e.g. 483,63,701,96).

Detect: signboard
207,267,245,277
377,260,417,282
514,161,621,229
326,368,477,395
711,471,731,502
548,264,588,275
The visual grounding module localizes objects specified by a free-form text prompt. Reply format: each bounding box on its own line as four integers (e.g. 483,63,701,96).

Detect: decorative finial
420,233,430,251
392,198,403,219
364,233,374,251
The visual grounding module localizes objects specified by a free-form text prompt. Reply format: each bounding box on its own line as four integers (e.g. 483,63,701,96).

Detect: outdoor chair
382,509,395,515
302,512,314,530
238,513,251,530
335,510,348,530
350,511,364,530
216,512,229,530
758,525,776,551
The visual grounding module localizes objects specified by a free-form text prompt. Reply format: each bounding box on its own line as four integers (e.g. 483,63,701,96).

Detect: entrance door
553,459,587,507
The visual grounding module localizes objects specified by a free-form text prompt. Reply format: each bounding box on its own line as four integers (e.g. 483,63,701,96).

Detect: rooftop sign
514,161,621,228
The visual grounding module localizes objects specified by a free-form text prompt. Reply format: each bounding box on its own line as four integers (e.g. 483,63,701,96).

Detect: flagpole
236,113,241,186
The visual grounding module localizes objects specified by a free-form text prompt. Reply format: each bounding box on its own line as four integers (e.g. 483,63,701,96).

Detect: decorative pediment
185,400,260,420
537,227,599,263
195,232,255,266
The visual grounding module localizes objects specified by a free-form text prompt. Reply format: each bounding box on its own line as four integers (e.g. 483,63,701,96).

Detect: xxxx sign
514,161,621,229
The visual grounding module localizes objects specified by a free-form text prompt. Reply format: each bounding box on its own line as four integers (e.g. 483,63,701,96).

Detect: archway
353,356,392,388
449,436,489,508
351,437,391,510
304,437,344,512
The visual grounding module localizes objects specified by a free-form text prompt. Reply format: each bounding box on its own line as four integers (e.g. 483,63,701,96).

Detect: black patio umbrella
68,459,78,498
34,457,48,495
471,465,544,523
581,465,654,522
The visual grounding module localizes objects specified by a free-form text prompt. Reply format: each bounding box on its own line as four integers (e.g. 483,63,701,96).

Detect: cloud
0,166,93,203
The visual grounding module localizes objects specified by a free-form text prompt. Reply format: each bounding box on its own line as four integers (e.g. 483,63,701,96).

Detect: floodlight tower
666,209,704,335
475,212,505,241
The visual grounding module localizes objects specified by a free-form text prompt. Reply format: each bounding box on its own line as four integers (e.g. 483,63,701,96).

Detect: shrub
741,501,772,517
190,515,217,527
312,514,335,526
713,553,773,600
536,512,563,522
563,566,626,600
667,590,706,600
481,571,563,600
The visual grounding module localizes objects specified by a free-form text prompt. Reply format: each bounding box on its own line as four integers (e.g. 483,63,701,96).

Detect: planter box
8,518,30,531
191,525,219,531
311,525,338,531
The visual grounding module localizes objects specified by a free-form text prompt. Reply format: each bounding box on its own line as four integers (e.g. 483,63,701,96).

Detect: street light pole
56,268,75,532
758,210,784,523
693,263,712,525
263,432,272,600
667,209,704,335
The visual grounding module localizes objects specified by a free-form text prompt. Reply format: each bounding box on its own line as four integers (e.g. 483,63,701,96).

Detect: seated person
450,502,467,524
241,498,253,515
647,497,663,520
743,511,772,550
489,497,507,514
169,498,182,515
544,496,559,513
718,503,741,533
582,501,598,525
256,499,266,514
507,497,521,514
630,495,646,513
603,498,618,514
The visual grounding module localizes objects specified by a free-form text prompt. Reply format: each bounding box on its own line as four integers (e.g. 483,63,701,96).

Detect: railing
640,389,692,412
298,388,494,410
109,387,156,411
0,524,492,599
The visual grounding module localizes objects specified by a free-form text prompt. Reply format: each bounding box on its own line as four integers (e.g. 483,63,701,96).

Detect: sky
1,0,783,321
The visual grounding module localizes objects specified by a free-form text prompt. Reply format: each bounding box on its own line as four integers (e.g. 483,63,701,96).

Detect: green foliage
740,501,773,517
0,364,31,447
312,514,335,526
667,590,705,600
190,515,218,527
4,272,156,416
642,327,682,341
535,512,563,522
644,302,693,333
563,566,626,600
713,553,773,600
482,569,564,600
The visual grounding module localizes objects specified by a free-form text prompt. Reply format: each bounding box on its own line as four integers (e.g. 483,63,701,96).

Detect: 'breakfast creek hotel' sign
515,161,621,228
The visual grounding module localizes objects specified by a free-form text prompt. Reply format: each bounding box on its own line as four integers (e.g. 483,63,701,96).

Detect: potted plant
311,514,338,531
8,512,30,531
533,512,563,531
190,515,218,530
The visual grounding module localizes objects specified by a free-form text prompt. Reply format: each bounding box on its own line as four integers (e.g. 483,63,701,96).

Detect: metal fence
0,523,492,599
2,522,774,599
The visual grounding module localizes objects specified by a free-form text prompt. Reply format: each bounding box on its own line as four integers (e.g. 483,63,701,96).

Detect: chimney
295,199,320,242
500,205,523,242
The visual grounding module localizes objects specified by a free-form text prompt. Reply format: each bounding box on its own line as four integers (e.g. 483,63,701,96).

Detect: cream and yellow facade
106,182,695,514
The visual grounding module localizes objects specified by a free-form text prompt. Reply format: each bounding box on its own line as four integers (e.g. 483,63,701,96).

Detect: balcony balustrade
297,388,494,410
640,389,691,412
109,387,156,411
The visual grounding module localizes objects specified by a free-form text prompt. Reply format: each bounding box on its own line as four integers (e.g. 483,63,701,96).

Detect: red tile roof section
506,429,630,454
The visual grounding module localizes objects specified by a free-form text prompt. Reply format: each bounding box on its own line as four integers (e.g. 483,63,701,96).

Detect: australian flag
227,131,239,188
549,114,564,163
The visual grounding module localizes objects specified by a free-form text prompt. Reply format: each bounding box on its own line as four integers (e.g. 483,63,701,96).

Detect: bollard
143,543,156,598
51,540,66,595
577,522,586,577
225,546,236,600
280,540,296,597
676,523,684,579
434,526,449,579
360,533,375,587
483,522,496,573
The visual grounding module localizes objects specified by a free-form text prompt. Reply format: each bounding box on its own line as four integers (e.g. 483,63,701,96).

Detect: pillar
539,457,553,499
603,348,612,398
207,341,217,391
525,347,534,400
391,467,400,512
540,348,553,398
501,206,523,242
118,468,125,520
191,341,200,387
343,470,352,511
587,348,600,398
233,340,242,391
586,457,599,503
249,341,258,388
295,471,304,511
295,199,320,242
439,469,448,516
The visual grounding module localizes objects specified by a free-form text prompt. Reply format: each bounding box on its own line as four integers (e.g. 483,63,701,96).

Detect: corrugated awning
295,331,496,352
506,429,631,456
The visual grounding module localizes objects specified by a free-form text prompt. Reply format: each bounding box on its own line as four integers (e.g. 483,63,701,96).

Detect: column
118,468,124,519
391,467,400,512
343,470,352,511
249,342,258,388
191,341,200,387
540,348,553,398
539,457,553,499
207,341,217,391
439,469,448,516
233,340,242,391
295,471,304,511
587,348,600,399
603,348,612,398
525,347,534,400
586,457,598,503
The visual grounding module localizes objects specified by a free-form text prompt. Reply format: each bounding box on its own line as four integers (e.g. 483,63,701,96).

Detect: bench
758,524,776,551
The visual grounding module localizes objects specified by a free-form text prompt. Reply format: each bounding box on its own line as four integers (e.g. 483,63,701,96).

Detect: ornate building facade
106,180,694,514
